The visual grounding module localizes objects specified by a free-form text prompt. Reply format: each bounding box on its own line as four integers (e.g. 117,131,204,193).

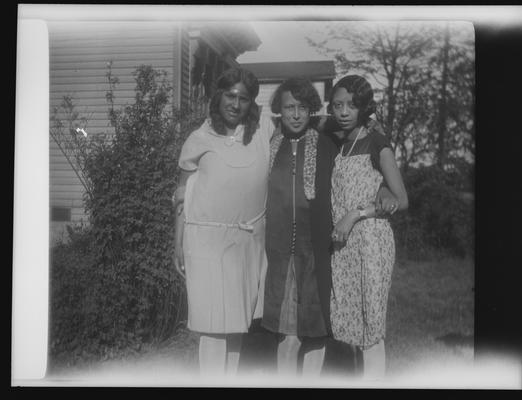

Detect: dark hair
208,67,260,145
327,75,376,126
270,77,322,115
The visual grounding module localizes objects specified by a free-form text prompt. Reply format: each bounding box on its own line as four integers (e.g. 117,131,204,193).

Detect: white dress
178,117,273,333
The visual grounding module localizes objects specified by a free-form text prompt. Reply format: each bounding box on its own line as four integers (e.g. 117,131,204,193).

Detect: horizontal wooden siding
49,21,182,227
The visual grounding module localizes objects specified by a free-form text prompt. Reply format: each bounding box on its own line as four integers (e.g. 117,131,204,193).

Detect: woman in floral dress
328,75,408,380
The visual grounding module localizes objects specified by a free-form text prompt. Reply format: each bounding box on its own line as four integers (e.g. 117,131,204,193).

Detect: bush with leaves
49,224,97,365
391,164,474,260
49,65,205,364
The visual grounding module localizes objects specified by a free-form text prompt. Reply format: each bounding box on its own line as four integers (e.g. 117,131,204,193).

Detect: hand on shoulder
367,119,385,136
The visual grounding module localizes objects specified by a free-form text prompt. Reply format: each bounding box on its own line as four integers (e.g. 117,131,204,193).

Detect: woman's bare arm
173,169,195,278
375,184,396,215
379,148,409,211
333,144,408,243
172,170,193,211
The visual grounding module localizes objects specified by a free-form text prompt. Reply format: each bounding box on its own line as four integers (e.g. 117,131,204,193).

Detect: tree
307,21,474,171
408,23,475,172
426,23,475,168
82,65,204,349
307,22,475,259
436,23,451,168
49,65,205,362
308,22,436,169
50,95,94,200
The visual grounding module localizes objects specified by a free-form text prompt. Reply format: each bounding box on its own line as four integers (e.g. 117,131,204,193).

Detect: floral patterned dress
330,130,395,350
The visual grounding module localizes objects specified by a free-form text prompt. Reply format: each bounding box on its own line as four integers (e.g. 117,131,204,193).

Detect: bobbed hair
327,75,376,126
208,67,260,145
270,77,322,115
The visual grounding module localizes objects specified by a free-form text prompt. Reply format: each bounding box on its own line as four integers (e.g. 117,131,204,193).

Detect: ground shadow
238,319,363,377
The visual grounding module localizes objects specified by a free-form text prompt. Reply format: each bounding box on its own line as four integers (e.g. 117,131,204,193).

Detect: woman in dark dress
261,78,333,377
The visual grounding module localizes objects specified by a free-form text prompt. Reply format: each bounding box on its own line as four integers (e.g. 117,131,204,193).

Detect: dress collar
281,124,307,141
269,125,318,200
202,118,245,140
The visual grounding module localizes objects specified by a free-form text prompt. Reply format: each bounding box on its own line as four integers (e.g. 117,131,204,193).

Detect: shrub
49,65,205,365
391,164,474,260
49,224,97,365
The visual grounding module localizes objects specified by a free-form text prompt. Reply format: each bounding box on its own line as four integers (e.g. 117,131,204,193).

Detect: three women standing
173,67,407,380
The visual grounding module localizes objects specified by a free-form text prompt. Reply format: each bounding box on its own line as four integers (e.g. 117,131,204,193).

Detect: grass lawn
385,255,474,379
45,255,476,386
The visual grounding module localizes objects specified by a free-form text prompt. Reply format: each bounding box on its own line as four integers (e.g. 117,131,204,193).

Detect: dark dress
311,129,340,336
262,125,339,338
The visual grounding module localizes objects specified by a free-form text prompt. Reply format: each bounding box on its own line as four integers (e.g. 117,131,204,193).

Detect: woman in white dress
172,68,273,376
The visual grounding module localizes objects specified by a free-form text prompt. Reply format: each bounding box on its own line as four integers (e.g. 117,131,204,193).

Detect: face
331,87,360,132
219,82,252,129
280,91,310,134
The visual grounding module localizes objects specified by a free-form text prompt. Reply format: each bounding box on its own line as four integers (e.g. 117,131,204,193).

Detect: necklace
224,129,243,147
340,126,364,158
290,134,306,156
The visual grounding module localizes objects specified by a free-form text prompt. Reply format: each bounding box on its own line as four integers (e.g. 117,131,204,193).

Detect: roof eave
257,76,335,83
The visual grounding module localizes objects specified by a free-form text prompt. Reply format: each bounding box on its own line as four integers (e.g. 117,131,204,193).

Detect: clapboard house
49,21,261,242
240,60,336,117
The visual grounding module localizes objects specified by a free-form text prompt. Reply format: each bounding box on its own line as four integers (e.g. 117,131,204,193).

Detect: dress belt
185,209,266,233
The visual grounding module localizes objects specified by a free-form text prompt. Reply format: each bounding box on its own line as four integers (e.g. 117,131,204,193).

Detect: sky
238,20,476,87
237,21,332,64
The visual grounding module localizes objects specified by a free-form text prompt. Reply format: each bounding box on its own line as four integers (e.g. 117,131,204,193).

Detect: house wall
48,21,254,244
49,21,185,242
180,27,191,108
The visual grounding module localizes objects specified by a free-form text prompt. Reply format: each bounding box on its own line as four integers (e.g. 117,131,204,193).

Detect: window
51,207,71,222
